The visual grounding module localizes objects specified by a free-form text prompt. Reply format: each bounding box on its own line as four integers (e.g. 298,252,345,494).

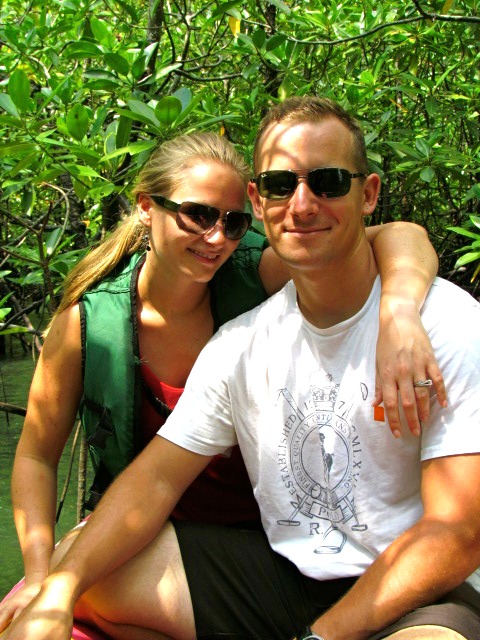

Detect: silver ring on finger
413,379,433,388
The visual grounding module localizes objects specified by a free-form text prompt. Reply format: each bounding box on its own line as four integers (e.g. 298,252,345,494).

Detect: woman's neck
137,256,211,317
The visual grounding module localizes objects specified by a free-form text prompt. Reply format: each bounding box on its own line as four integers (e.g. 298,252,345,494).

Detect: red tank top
140,362,260,525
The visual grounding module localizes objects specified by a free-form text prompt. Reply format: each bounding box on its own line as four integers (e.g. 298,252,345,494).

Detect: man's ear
247,180,264,222
361,173,381,218
137,193,153,227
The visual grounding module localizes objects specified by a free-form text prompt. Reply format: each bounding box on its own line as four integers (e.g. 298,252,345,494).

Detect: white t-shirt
160,277,480,580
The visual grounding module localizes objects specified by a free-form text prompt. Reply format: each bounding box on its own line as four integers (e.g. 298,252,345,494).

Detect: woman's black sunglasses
251,167,367,200
150,195,252,241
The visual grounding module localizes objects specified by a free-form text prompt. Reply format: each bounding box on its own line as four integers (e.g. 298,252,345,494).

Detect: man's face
248,118,380,272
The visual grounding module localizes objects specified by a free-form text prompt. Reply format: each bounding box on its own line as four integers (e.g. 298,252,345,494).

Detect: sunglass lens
258,171,297,199
177,202,218,234
309,168,351,198
224,211,251,240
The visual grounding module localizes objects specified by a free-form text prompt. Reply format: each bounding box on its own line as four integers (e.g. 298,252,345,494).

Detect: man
3,97,480,640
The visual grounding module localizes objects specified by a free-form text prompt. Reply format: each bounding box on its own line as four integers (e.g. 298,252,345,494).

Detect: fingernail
412,428,421,437
393,430,401,439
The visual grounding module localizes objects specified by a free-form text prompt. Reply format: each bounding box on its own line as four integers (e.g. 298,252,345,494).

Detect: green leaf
22,188,35,215
425,96,438,117
170,91,204,127
105,52,130,76
90,17,115,48
91,106,109,137
360,70,375,86
265,33,287,52
84,69,119,82
420,166,435,183
100,139,157,162
116,108,161,129
252,29,266,50
236,33,256,52
455,251,480,267
84,78,122,90
35,168,66,183
0,114,23,128
155,96,182,125
63,41,103,60
173,87,193,111
8,70,31,113
88,182,117,198
446,227,480,240
0,307,12,322
268,0,291,13
462,185,480,203
126,100,160,127
105,130,116,156
0,325,31,336
116,115,132,150
0,142,37,158
45,227,63,256
131,55,147,80
66,103,90,141
384,142,422,160
0,93,21,118
9,151,38,177
65,164,102,178
211,1,243,19
150,63,182,83
114,0,138,20
415,138,431,158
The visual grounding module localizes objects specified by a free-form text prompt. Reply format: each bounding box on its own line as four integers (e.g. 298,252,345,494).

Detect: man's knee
382,624,467,639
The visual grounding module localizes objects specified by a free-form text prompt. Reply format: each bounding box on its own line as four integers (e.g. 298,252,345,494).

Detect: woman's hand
0,577,74,640
0,580,44,633
374,296,447,438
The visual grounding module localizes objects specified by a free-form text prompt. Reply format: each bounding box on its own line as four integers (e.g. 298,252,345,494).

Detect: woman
0,131,441,635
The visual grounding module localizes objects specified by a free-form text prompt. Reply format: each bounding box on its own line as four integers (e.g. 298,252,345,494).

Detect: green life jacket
79,230,269,508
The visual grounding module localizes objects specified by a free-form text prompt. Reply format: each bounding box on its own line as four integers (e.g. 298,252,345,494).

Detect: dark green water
0,339,86,598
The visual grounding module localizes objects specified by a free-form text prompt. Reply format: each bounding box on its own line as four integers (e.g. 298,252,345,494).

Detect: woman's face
139,160,247,284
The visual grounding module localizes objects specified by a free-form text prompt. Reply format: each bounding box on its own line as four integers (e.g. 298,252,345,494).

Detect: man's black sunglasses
150,195,252,241
251,167,367,200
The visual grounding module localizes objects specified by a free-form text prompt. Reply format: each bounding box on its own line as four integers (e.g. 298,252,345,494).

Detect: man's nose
289,176,319,216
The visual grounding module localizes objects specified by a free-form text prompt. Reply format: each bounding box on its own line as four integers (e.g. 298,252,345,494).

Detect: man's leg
50,521,195,640
383,627,467,639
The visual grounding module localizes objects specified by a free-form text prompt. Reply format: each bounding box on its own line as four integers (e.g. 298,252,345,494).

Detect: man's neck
292,245,379,329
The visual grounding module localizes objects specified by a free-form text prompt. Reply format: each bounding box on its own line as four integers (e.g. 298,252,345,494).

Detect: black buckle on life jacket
82,399,114,449
85,462,113,512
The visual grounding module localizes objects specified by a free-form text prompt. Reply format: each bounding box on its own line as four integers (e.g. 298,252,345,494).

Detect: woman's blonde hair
54,132,250,317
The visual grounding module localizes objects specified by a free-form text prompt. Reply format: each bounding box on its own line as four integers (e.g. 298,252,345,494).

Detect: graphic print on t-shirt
276,373,367,554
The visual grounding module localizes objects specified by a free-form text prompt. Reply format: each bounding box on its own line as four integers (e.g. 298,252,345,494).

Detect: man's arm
311,453,480,640
3,436,212,640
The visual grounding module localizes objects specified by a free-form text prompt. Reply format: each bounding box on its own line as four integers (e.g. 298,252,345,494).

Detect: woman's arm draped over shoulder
259,221,446,436
366,221,446,437
0,306,83,631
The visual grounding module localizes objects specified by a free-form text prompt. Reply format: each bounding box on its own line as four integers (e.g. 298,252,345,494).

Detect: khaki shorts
173,520,480,640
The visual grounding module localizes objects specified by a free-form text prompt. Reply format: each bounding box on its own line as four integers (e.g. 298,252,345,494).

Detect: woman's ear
361,173,381,218
137,193,153,227
247,180,264,222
